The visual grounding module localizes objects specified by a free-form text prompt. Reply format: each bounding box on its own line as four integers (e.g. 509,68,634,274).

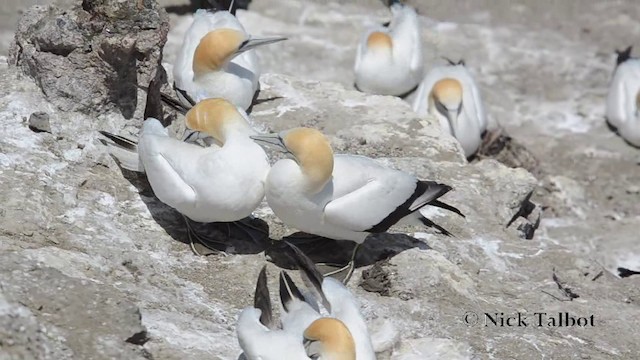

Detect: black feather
174,82,197,107
254,265,273,328
284,241,331,312
442,56,466,66
367,180,453,233
616,46,633,66
418,217,453,237
429,199,465,218
143,75,164,121
279,271,305,313
98,131,137,150
160,92,189,115
618,267,640,278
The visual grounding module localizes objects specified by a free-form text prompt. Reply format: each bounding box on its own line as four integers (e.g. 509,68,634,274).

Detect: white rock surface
1,0,640,359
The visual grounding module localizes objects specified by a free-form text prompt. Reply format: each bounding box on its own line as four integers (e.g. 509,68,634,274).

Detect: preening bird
236,263,359,360
173,9,286,111
100,97,270,254
280,242,375,360
250,127,463,281
354,0,424,96
606,46,640,147
412,61,487,158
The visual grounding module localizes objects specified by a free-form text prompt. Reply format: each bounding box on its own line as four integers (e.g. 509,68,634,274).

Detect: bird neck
296,157,333,195
220,125,255,146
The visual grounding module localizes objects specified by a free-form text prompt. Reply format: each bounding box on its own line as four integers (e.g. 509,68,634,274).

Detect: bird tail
616,46,633,66
278,271,307,313
98,131,144,173
285,241,332,313
409,180,465,236
254,265,274,329
160,92,189,115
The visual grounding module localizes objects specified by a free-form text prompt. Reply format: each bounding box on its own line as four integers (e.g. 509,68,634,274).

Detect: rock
27,111,51,133
390,337,473,360
2,0,640,358
626,185,640,194
0,252,150,360
0,294,74,360
8,0,170,118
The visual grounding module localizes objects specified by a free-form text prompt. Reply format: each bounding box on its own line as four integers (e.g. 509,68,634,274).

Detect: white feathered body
412,64,487,157
173,10,261,110
354,3,423,96
278,278,376,360
236,308,311,360
136,118,269,223
265,154,423,243
606,58,640,146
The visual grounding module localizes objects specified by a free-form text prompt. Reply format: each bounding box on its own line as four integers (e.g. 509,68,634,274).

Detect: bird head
184,98,250,145
251,127,334,193
193,29,287,77
366,31,393,53
303,318,356,360
430,78,463,136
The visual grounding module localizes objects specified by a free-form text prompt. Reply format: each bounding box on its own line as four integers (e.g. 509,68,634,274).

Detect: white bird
279,242,375,360
173,9,287,111
354,0,423,97
251,128,463,280
100,98,270,253
606,46,640,147
237,264,358,360
412,60,487,158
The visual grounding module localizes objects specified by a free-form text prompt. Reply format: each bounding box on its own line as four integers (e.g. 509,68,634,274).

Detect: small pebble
626,186,640,194
28,112,51,133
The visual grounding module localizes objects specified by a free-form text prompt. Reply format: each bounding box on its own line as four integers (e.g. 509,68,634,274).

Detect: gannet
412,60,487,157
606,46,640,147
354,0,423,96
100,98,269,253
280,242,374,360
237,265,358,360
173,9,286,110
251,128,463,280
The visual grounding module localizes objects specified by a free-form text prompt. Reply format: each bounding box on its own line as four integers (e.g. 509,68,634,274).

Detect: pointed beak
182,129,199,142
303,338,321,357
446,110,458,138
250,133,288,152
236,36,288,54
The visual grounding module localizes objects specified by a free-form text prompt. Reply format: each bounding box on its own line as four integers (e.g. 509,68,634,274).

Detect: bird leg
183,215,228,256
321,243,361,285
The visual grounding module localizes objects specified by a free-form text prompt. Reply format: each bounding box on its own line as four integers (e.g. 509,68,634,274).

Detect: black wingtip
278,271,305,313
161,92,189,116
283,241,331,311
616,46,633,66
254,265,273,328
442,56,466,66
430,199,465,218
98,131,137,150
618,267,640,278
284,242,324,289
142,65,168,121
419,217,454,237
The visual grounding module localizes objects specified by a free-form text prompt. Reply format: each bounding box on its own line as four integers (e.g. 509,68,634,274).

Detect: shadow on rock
265,232,431,280
114,167,271,255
